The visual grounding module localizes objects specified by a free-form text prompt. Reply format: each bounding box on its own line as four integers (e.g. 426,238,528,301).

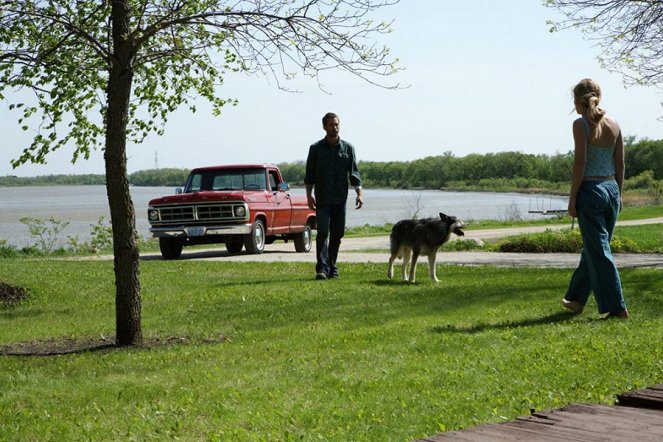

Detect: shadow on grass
432,311,576,334
0,335,226,357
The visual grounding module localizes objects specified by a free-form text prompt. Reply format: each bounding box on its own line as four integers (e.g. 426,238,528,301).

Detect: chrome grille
150,202,247,225
197,205,234,219
160,206,195,222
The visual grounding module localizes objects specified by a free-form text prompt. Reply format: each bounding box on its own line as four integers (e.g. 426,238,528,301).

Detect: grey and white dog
387,212,466,283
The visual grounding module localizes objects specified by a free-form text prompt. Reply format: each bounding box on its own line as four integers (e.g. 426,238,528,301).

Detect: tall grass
1,260,662,441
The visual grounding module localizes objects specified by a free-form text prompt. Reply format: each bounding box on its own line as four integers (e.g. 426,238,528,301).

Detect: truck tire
159,237,183,260
294,223,312,253
244,219,265,254
226,238,243,254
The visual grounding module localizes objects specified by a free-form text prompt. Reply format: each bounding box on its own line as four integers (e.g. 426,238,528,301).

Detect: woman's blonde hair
573,78,606,139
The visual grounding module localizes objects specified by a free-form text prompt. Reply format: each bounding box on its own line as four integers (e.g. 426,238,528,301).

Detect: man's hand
307,195,316,211
355,194,363,209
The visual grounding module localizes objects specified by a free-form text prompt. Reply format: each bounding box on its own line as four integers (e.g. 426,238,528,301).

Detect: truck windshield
185,168,267,192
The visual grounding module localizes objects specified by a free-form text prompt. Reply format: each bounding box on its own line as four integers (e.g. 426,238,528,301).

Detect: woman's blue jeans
564,180,626,313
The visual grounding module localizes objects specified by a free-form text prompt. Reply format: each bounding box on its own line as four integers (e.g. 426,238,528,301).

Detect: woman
561,78,628,319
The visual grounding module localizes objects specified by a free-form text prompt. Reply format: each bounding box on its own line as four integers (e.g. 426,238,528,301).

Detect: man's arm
354,185,363,209
306,184,316,210
348,145,362,189
304,146,317,210
348,144,363,209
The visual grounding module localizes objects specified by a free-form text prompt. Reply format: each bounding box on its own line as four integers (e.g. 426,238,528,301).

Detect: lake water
0,185,567,248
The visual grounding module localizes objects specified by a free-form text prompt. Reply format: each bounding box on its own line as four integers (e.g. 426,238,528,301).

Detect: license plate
186,226,205,237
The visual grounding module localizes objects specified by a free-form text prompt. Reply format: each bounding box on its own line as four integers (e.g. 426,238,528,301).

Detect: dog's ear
440,212,457,223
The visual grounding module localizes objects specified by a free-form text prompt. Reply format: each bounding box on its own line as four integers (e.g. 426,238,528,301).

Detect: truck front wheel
159,237,183,260
294,223,312,253
244,219,265,254
226,238,244,254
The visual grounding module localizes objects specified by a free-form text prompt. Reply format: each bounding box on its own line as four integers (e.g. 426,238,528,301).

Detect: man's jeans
315,203,346,276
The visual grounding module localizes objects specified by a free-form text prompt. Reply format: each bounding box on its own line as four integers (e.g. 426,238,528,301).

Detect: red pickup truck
147,164,316,259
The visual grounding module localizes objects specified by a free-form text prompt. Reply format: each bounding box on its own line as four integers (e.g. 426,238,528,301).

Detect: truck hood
149,190,248,206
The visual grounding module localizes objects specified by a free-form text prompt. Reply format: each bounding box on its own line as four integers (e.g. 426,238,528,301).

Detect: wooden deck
415,384,663,441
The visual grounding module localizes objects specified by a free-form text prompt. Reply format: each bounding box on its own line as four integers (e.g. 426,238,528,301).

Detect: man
305,112,363,280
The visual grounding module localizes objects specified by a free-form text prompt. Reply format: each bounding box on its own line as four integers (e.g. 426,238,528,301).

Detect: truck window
243,172,267,190
186,168,267,192
269,172,278,191
212,175,233,190
188,174,202,192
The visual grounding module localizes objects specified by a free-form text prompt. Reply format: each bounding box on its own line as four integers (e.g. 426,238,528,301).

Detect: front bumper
149,224,252,238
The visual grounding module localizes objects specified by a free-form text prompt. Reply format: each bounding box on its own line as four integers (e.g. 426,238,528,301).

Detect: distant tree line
2,138,661,189
129,168,190,187
0,173,106,186
280,138,663,191
0,169,190,187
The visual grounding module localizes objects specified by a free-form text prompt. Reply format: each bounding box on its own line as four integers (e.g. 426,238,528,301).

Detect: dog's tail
389,234,401,257
389,233,403,258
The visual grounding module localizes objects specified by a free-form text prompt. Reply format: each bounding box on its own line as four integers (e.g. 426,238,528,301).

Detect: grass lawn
1,260,662,441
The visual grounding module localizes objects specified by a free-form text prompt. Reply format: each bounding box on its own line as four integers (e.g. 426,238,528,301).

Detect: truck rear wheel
244,219,265,254
294,223,312,253
159,237,183,260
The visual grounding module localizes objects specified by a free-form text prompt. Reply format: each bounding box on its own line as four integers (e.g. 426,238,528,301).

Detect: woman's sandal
561,299,584,314
601,310,629,320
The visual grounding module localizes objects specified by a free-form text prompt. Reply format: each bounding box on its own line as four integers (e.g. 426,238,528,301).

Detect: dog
387,212,466,283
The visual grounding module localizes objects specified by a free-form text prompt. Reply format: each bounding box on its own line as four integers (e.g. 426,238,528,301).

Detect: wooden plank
419,423,581,441
413,403,663,441
414,385,663,441
532,404,663,439
617,384,663,409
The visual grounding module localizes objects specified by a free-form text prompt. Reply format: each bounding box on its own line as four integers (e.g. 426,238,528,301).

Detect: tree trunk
105,0,142,346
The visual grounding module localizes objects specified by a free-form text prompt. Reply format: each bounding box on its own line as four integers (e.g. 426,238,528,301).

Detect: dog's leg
387,254,396,279
401,248,411,281
409,251,419,283
427,252,440,282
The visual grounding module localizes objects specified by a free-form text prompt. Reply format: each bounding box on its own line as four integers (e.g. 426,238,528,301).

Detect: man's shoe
315,272,327,280
328,272,339,279
561,298,584,314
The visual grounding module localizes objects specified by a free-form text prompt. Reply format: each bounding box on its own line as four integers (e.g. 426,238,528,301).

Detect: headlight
148,209,159,221
234,205,246,217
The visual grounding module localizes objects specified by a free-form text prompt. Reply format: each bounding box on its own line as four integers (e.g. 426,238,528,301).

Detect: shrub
0,240,19,258
496,228,640,253
624,170,656,191
445,238,484,251
19,216,70,253
68,217,114,254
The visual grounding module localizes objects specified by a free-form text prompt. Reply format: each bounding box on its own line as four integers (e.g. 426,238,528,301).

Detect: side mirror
175,187,184,194
277,182,290,192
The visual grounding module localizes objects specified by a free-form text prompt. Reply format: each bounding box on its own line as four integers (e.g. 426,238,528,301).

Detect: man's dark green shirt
304,138,362,205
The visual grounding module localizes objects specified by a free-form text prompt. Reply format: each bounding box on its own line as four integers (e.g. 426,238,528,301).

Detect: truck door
269,170,292,233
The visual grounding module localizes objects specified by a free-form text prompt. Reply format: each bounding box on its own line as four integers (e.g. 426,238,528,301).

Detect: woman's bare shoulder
603,115,621,133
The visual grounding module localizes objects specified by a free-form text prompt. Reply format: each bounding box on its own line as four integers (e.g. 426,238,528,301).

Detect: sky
1,1,662,178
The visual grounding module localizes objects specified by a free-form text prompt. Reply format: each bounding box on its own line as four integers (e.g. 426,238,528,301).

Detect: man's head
322,112,340,141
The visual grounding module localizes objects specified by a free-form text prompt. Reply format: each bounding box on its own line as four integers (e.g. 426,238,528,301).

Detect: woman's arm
613,127,625,210
568,119,587,218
